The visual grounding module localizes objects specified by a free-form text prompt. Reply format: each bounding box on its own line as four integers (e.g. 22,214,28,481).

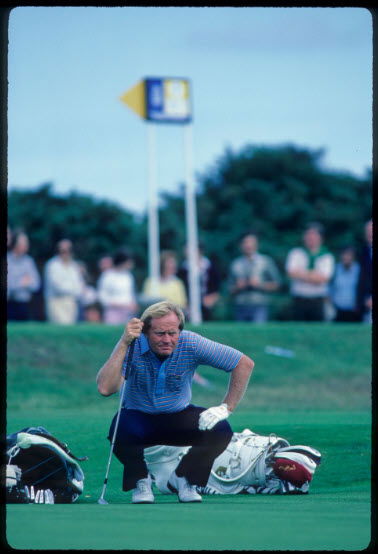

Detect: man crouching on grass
96,301,254,504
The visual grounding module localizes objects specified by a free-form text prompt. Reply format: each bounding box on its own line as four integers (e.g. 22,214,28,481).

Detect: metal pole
184,123,202,324
147,122,160,296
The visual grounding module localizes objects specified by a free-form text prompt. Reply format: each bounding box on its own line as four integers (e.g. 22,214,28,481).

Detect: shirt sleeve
192,332,243,372
230,258,244,279
265,257,281,284
316,254,335,280
97,272,114,305
285,248,306,273
175,279,188,308
28,258,41,292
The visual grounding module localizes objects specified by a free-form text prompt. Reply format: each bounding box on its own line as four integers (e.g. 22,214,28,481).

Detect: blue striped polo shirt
121,330,243,414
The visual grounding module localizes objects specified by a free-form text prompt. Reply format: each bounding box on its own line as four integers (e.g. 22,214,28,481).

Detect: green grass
6,322,371,412
5,322,372,550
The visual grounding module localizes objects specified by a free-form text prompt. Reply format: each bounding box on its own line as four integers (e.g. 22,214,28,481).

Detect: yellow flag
120,80,146,119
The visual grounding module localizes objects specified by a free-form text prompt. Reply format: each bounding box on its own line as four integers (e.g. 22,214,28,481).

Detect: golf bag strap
10,427,88,462
275,445,321,465
23,431,88,462
210,432,289,485
15,433,84,471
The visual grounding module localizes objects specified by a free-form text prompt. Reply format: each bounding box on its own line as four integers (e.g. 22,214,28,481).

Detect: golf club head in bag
270,445,321,487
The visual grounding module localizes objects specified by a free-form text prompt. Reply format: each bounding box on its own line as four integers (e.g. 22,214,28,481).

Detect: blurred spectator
285,223,335,322
142,250,187,310
95,255,114,321
176,243,217,388
44,239,85,324
7,230,41,321
357,218,372,323
7,225,12,250
97,249,138,325
329,246,361,322
178,242,221,321
229,231,281,322
77,261,101,323
142,249,211,389
98,255,113,274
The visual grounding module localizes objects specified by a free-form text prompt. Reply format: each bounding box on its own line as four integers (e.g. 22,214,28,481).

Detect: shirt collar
140,333,151,355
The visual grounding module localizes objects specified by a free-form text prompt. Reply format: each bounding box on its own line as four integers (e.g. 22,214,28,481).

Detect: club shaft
98,340,135,503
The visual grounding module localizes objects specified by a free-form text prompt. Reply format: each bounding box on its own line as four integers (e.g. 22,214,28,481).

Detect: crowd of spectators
7,219,372,326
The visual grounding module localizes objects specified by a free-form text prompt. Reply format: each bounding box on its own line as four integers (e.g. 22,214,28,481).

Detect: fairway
6,322,372,550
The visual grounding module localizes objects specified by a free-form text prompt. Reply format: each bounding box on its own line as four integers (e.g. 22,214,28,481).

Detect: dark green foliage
156,144,371,319
8,183,146,283
8,144,372,292
193,144,371,272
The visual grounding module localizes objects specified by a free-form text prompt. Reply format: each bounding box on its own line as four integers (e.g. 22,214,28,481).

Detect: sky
7,6,373,215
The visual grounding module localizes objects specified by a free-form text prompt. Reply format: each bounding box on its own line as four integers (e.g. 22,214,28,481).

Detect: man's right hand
97,317,143,396
124,318,144,345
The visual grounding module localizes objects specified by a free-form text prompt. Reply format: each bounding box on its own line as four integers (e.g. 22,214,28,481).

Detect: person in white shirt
97,249,138,325
44,239,85,324
285,223,335,321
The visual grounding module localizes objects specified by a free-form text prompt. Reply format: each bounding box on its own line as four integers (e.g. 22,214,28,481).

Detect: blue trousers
7,300,30,321
234,304,269,323
108,405,233,491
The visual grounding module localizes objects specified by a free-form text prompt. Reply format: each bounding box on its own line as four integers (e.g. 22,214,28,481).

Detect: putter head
97,497,108,505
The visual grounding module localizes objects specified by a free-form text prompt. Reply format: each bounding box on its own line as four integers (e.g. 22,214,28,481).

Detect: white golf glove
198,403,230,431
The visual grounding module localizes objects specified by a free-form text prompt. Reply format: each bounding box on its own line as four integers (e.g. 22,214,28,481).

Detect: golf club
97,339,136,505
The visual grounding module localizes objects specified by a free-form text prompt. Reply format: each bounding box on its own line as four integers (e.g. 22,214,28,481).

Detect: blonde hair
141,301,185,332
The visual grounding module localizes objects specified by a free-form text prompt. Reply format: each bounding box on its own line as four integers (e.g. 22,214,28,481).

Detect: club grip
124,339,136,380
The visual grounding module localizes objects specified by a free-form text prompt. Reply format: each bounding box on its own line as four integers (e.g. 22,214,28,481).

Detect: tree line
8,142,372,317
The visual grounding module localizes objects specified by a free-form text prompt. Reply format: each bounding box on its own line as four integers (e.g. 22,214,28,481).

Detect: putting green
6,323,371,550
6,489,370,550
6,410,371,551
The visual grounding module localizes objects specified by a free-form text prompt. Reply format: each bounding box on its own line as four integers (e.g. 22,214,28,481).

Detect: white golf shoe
167,471,202,503
131,475,154,504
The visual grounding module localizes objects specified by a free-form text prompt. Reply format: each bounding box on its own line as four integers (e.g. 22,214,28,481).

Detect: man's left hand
198,404,230,430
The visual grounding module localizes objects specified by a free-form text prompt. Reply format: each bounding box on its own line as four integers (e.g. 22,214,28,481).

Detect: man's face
145,312,181,357
58,240,73,259
303,229,322,252
341,249,354,267
241,235,258,257
365,220,373,246
15,234,29,255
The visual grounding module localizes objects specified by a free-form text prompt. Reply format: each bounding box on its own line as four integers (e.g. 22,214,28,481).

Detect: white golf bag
144,429,321,495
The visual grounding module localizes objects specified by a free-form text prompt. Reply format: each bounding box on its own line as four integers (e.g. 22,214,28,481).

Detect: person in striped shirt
96,300,254,504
